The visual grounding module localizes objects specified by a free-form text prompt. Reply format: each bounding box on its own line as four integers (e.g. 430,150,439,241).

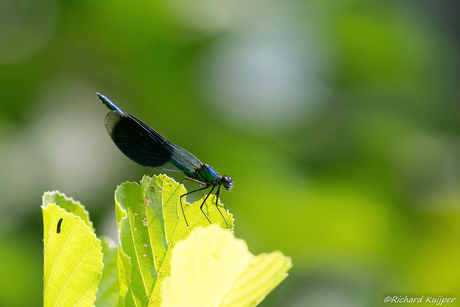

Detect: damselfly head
221,176,233,191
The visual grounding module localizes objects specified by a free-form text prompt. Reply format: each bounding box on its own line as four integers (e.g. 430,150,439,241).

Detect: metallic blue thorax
194,164,221,185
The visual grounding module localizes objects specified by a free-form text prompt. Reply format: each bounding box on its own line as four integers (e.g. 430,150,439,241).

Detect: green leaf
161,225,292,307
117,244,132,307
95,238,119,307
114,174,234,307
42,194,104,307
43,191,93,230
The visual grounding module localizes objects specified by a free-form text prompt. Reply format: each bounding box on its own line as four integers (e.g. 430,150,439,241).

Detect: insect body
97,93,233,227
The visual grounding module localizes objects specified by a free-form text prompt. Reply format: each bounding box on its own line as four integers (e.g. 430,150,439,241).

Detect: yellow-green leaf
114,175,234,307
95,238,119,307
161,225,292,307
43,191,93,230
42,195,103,307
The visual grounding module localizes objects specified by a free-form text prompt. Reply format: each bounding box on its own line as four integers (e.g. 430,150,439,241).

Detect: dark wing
165,140,205,176
105,110,187,172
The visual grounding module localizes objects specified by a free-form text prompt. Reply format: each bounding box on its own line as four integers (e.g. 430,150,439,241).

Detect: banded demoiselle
97,93,233,227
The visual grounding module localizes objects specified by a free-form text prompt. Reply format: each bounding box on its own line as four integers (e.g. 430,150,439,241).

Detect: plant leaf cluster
42,175,291,307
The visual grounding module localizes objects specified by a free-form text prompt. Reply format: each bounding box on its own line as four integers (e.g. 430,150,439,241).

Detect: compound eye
221,176,233,191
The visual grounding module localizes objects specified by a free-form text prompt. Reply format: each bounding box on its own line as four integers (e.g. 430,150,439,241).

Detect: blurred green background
1,0,460,306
